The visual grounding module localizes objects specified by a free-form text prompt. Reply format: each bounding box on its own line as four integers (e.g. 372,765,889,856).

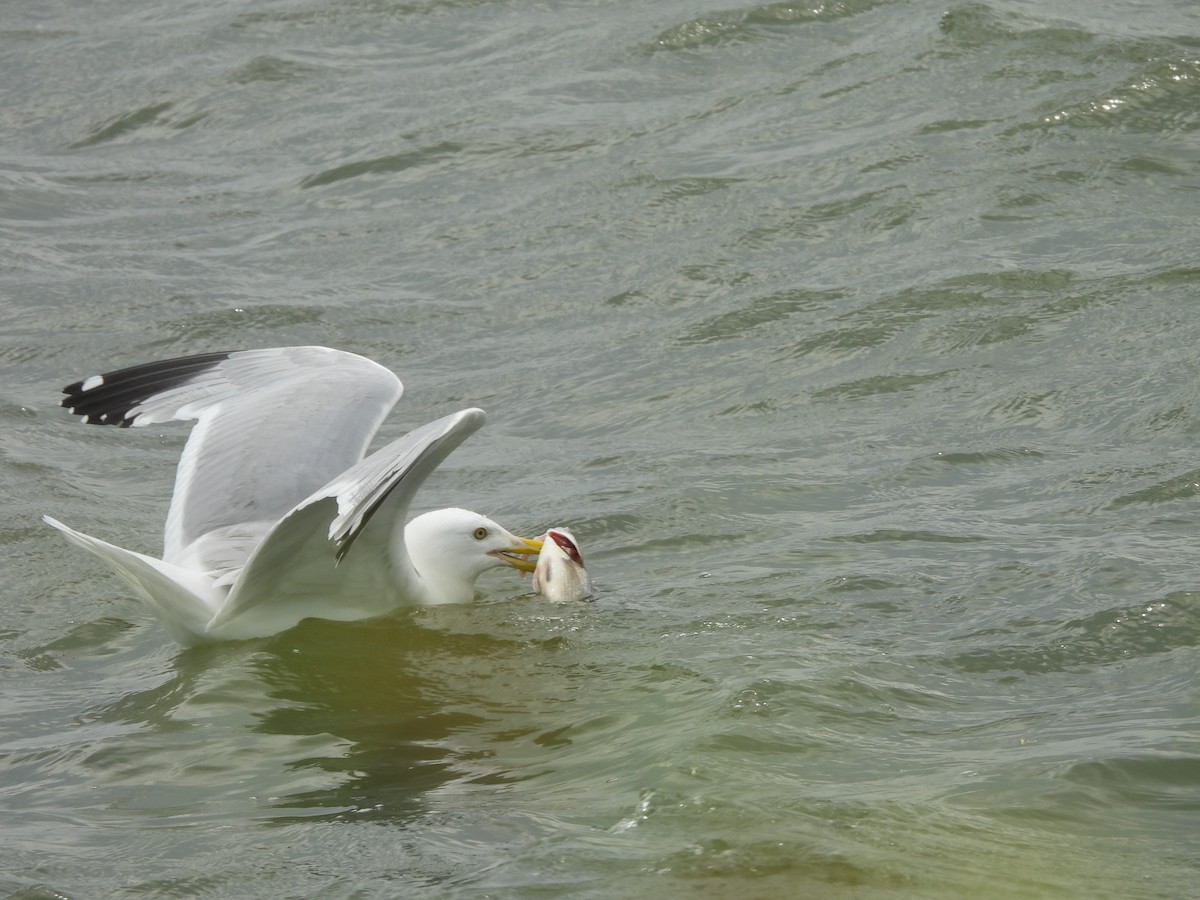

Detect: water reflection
251,613,541,825
76,604,597,829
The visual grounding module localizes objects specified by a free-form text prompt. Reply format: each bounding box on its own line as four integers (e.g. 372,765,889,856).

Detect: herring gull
43,346,543,645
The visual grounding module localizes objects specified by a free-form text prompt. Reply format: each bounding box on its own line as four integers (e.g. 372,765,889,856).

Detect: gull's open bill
531,527,596,603
44,346,544,645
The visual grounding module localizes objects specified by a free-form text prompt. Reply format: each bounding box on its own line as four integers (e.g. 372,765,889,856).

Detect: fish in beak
531,527,595,602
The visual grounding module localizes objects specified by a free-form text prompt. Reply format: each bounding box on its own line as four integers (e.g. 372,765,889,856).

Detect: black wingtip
61,350,234,427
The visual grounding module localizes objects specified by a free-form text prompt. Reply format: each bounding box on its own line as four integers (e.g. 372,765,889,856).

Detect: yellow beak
493,536,543,573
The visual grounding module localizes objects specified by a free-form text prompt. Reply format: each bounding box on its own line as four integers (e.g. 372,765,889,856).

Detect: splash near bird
44,346,543,645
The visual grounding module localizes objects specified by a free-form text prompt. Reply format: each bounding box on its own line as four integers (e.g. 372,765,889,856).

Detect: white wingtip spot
81,375,105,392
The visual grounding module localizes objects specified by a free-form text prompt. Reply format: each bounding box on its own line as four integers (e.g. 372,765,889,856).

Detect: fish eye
472,526,489,540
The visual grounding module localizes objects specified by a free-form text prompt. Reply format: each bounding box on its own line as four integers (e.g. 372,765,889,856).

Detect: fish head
531,527,595,603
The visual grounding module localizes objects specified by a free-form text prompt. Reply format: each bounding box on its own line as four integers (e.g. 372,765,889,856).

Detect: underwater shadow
250,606,585,826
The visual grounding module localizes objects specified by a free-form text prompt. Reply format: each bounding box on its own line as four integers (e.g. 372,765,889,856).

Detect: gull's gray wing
62,346,403,565
206,408,485,637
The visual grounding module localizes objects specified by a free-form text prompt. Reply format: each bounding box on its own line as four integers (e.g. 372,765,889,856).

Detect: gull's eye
472,526,489,541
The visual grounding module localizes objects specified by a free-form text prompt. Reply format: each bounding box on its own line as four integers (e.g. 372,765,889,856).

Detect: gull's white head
404,507,541,604
531,527,595,603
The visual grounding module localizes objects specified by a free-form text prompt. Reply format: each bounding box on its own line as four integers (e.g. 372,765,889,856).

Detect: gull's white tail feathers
43,515,223,646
